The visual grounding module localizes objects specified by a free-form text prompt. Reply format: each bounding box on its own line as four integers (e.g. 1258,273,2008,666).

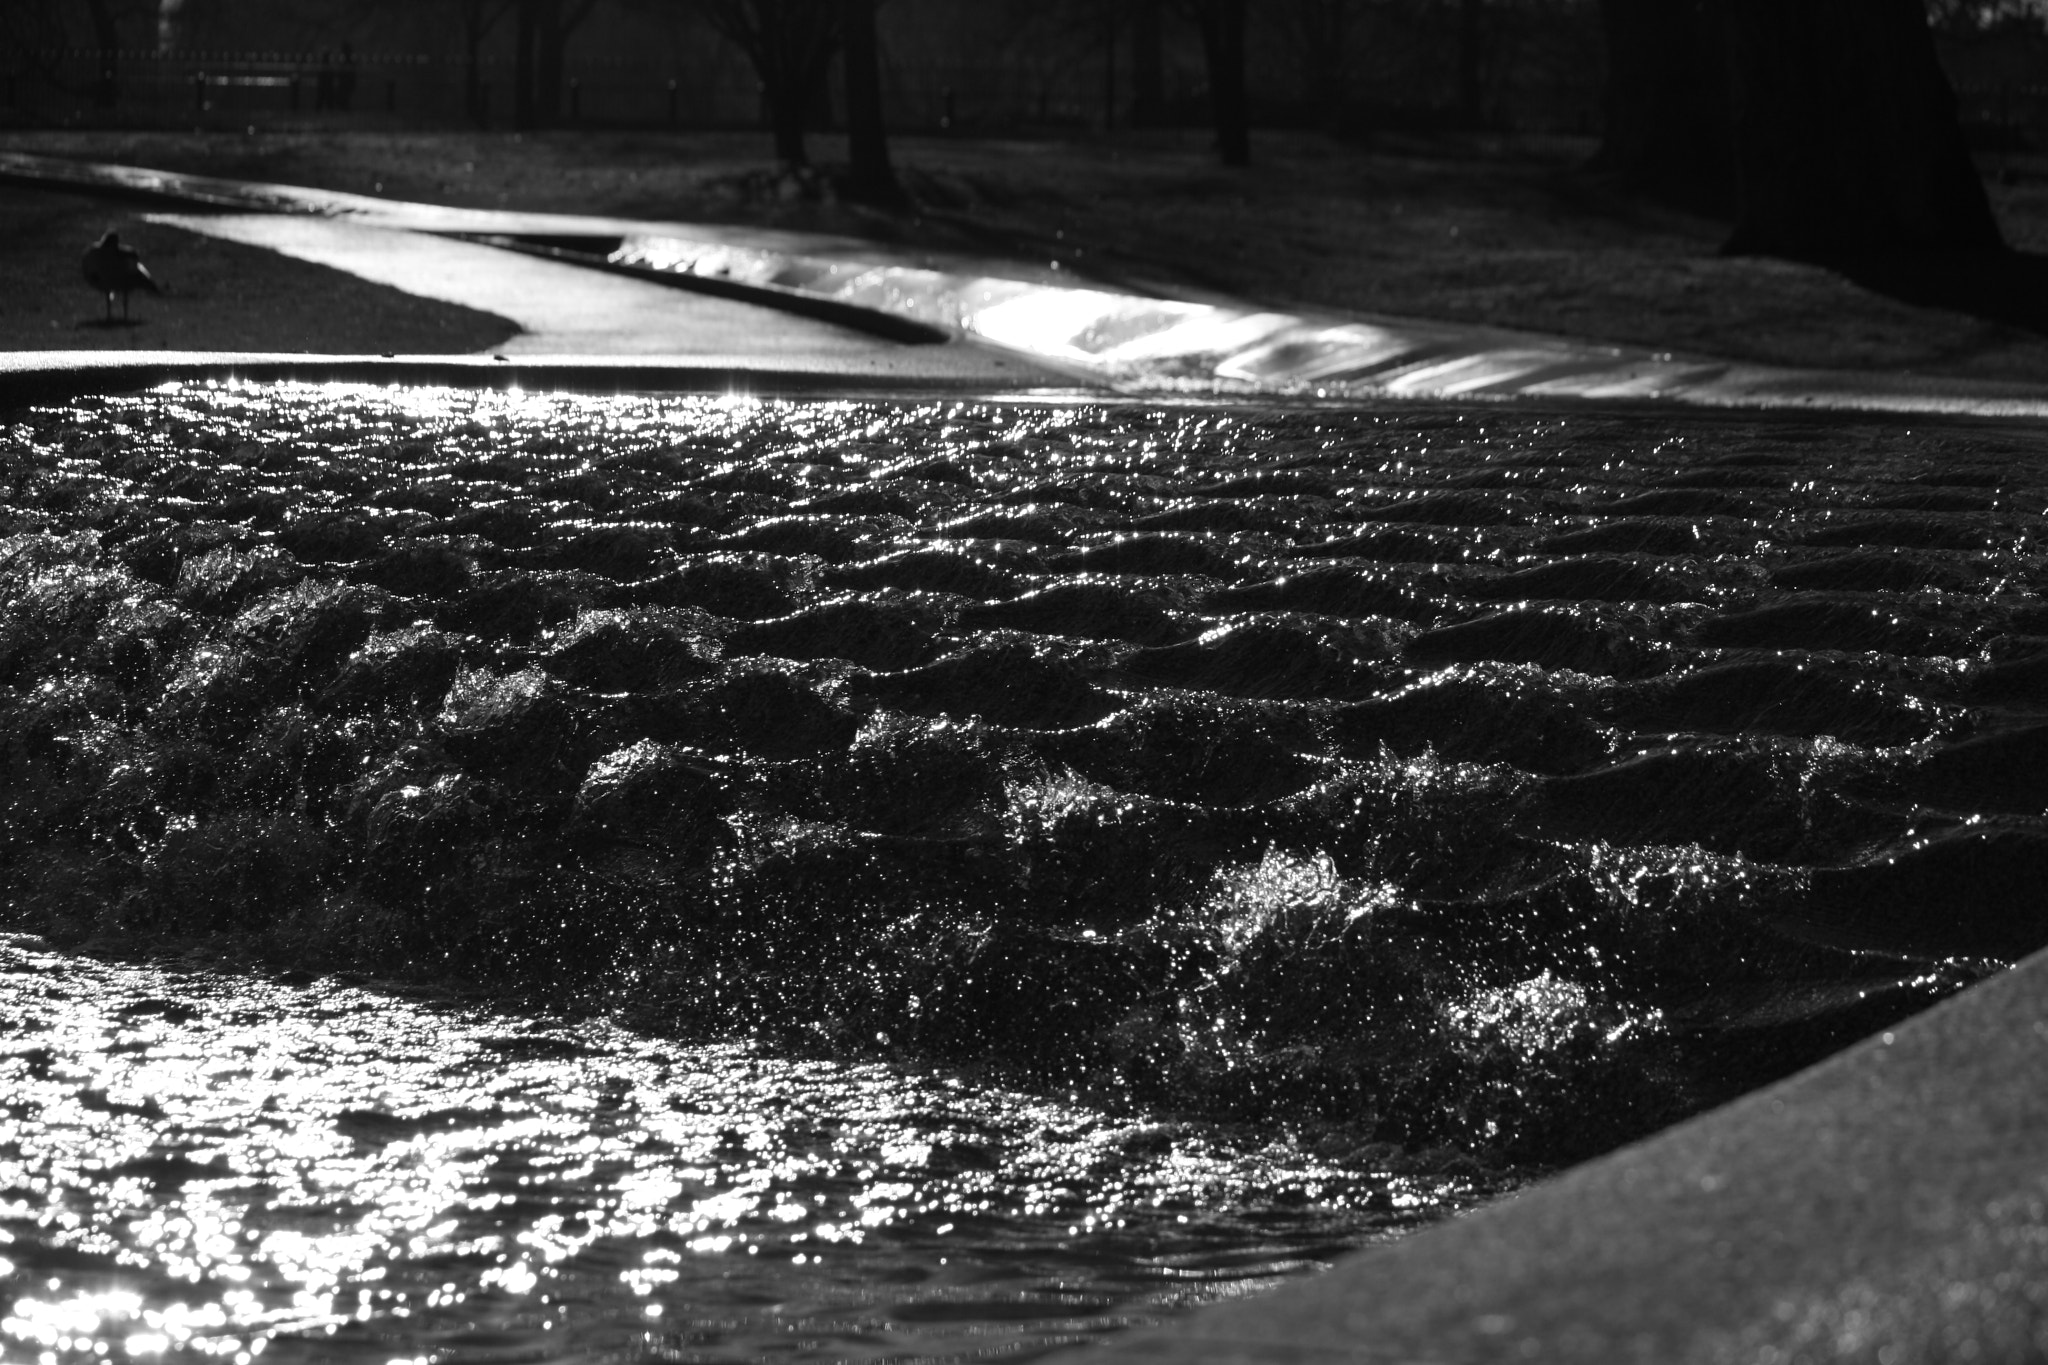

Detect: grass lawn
6,124,2048,380
0,174,517,354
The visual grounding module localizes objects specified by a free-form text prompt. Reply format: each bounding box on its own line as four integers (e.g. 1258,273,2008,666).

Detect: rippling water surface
1,936,1472,1364
3,384,2047,1360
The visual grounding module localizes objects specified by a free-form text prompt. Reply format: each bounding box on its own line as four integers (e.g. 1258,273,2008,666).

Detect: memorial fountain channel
3,379,2044,1363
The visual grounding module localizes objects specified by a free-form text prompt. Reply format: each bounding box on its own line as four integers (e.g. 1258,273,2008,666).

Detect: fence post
193,71,207,114
667,77,678,127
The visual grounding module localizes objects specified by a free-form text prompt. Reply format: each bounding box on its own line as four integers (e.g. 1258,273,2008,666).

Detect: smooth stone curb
1052,945,2048,1365
466,235,956,345
0,149,1017,344
0,350,1099,408
15,150,2048,418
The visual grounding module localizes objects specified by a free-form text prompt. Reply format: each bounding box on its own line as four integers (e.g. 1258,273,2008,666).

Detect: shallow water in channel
0,936,1481,1364
4,384,2048,1360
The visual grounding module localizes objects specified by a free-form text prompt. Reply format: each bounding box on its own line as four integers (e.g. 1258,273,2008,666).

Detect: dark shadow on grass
1824,248,2048,340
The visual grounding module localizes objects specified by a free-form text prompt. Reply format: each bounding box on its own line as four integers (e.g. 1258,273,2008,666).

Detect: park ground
8,125,2048,381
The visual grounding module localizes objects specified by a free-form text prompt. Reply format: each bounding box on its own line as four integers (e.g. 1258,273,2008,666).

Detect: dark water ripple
3,386,2045,1171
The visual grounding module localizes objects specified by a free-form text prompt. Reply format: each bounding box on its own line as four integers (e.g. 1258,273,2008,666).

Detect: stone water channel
4,381,2045,1361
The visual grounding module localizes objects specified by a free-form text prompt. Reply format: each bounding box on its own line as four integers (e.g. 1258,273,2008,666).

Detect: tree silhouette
456,0,517,125
695,0,841,166
1591,0,1734,213
82,0,120,107
2,0,152,107
513,0,600,128
1458,0,1486,128
1596,0,2048,339
1720,0,2001,259
1598,0,2000,258
1272,0,1361,134
1175,0,1249,165
841,0,899,203
1130,0,1165,127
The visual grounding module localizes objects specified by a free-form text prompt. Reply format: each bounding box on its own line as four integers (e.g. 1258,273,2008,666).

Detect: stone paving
142,210,899,358
13,148,2048,416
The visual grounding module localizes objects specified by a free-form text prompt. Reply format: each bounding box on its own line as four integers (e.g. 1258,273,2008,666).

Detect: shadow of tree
1828,249,2048,339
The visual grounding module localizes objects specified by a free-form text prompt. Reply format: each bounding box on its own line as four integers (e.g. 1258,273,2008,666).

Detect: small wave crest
3,388,2041,1169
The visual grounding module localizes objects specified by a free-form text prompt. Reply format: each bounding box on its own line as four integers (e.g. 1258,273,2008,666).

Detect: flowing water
3,384,2046,1361
0,935,1480,1365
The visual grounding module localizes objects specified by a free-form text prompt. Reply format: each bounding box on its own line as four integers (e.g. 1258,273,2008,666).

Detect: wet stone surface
1,384,2046,1358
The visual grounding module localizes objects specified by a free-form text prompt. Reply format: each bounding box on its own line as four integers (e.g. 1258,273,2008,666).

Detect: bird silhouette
82,231,161,323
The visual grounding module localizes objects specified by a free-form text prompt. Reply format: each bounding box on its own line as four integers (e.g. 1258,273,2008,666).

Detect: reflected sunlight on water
0,935,1487,1364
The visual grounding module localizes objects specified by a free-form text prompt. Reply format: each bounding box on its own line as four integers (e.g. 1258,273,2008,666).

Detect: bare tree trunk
1276,0,1355,135
508,0,594,131
465,31,486,124
804,45,832,129
467,0,518,126
1193,0,1248,165
1131,0,1164,127
534,0,563,125
1458,0,1484,128
1721,0,2001,258
1102,7,1117,132
698,0,840,168
842,0,897,202
82,0,120,107
1591,0,1734,214
767,71,810,162
513,0,537,128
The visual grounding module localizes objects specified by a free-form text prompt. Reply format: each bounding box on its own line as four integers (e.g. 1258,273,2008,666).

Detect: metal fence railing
0,49,774,130
4,43,1606,136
